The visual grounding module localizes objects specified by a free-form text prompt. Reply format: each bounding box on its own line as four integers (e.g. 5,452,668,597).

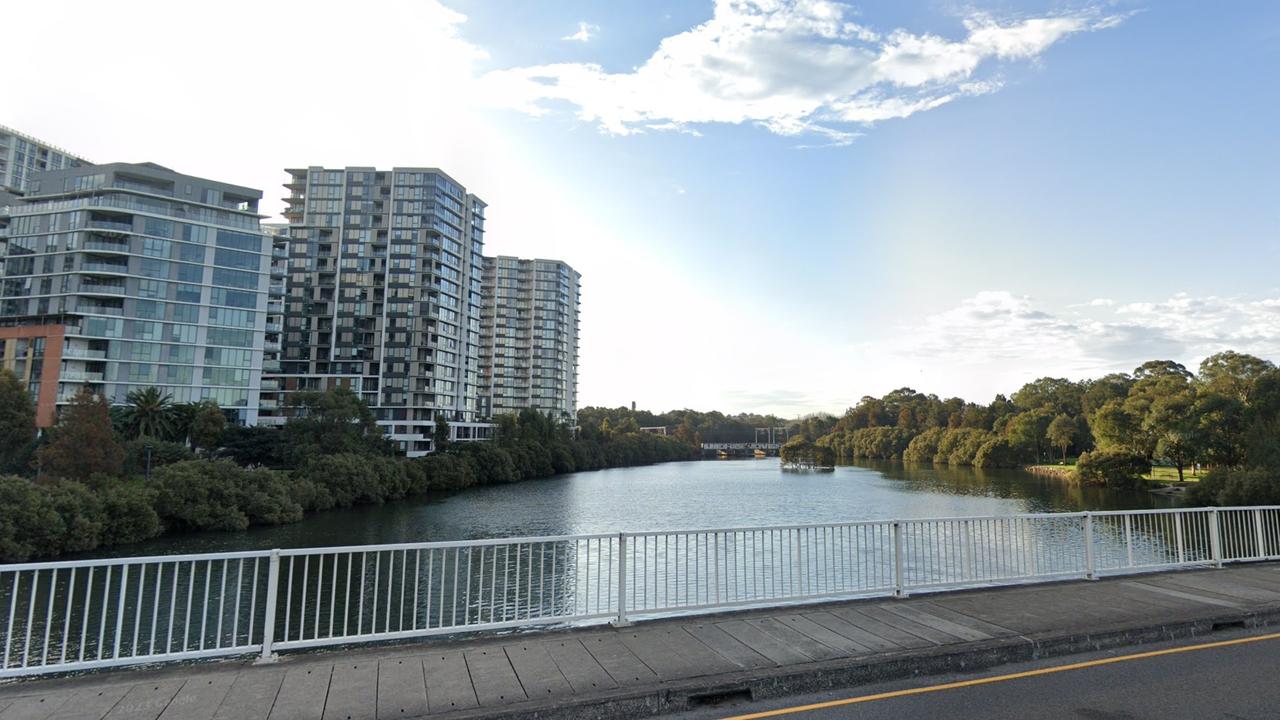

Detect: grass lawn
1144,466,1203,483
1029,460,1202,484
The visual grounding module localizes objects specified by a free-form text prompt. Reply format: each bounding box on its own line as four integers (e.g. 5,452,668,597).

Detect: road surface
675,628,1280,719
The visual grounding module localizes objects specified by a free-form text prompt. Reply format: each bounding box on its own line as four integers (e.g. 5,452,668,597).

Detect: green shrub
101,483,163,544
0,476,67,561
150,459,302,532
1188,468,1280,506
1075,449,1149,488
973,438,1019,468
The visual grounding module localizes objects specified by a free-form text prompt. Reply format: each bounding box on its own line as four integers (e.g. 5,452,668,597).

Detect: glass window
210,288,257,309
182,224,208,244
214,248,260,271
177,243,205,263
175,263,202,283
141,238,171,257
206,327,253,347
138,279,164,298
171,303,198,323
215,230,264,252
174,284,202,303
211,268,257,289
143,218,174,238
139,258,167,279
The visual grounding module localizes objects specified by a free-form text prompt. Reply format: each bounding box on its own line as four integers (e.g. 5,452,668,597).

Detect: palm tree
124,387,176,440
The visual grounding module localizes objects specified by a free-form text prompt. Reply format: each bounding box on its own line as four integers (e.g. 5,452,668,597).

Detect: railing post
1083,513,1096,580
612,533,630,628
892,521,907,598
1210,508,1223,568
1254,509,1267,560
1174,511,1186,565
256,550,281,664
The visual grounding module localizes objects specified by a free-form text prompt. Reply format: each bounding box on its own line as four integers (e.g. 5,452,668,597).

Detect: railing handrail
4,505,1280,678
3,505,1276,572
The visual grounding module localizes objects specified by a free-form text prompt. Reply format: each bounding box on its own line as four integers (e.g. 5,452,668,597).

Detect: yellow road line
721,630,1280,720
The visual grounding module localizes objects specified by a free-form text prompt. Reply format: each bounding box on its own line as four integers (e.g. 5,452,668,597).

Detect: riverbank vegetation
0,383,696,561
808,352,1280,501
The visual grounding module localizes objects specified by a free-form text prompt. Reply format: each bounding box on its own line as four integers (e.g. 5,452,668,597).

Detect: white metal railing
4,506,1280,678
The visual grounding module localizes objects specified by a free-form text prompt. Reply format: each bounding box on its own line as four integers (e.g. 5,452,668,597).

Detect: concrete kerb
429,605,1280,720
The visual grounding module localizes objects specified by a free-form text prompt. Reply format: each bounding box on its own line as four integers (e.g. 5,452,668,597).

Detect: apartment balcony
60,371,105,382
84,238,131,253
62,346,106,359
259,398,279,410
265,322,282,333
86,219,133,233
259,378,280,391
82,262,130,274
79,282,127,296
264,340,282,353
262,360,283,373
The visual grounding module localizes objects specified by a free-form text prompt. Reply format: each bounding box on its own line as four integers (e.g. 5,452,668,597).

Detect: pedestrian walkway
3,563,1280,720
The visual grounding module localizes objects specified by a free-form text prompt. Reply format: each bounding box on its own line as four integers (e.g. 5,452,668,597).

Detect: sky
7,1,1280,417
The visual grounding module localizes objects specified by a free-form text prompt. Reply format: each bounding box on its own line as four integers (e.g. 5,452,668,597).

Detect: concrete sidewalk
4,563,1280,720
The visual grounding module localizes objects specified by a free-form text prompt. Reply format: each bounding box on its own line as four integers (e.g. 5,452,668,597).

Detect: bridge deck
4,563,1280,719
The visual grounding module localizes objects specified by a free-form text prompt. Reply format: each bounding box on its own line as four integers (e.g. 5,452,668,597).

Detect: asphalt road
672,628,1280,720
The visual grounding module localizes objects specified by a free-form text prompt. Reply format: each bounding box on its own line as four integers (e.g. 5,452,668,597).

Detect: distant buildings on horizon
0,126,580,456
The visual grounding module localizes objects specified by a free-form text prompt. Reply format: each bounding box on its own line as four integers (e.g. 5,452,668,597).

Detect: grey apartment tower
0,125,88,194
0,162,272,426
271,167,488,455
479,256,580,421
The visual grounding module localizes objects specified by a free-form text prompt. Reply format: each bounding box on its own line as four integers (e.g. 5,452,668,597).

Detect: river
110,459,1174,558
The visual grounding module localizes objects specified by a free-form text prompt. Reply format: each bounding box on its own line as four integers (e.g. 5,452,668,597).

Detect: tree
1089,399,1145,455
282,387,393,461
1046,414,1077,462
1144,387,1201,483
36,390,124,482
189,401,226,452
123,387,176,440
1005,410,1053,462
432,412,451,451
0,369,36,474
1198,351,1275,404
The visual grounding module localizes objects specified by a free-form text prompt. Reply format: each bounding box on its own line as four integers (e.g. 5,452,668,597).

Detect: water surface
111,459,1172,557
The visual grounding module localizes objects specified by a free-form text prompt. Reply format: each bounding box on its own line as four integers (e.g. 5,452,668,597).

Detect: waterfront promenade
3,562,1280,720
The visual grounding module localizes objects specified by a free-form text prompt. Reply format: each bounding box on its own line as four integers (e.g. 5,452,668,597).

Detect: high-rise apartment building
257,223,290,426
0,125,88,194
0,162,272,425
479,256,580,421
273,167,489,455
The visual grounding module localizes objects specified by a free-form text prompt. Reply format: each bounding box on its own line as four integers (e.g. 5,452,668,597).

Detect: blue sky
8,1,1280,415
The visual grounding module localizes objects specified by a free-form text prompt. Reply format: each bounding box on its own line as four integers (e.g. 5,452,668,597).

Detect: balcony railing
86,219,133,233
78,282,126,295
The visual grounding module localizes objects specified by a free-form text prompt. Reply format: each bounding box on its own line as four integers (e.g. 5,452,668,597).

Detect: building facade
256,223,290,426
479,256,580,421
271,167,489,455
0,162,272,425
0,126,88,194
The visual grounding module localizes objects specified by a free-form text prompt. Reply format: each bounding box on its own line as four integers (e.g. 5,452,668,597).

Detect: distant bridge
700,442,782,451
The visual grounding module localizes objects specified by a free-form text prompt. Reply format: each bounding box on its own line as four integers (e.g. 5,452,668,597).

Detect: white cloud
874,291,1280,399
481,0,1125,143
563,21,599,42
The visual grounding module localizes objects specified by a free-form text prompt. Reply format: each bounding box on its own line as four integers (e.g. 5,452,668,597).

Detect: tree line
807,352,1280,500
0,380,696,562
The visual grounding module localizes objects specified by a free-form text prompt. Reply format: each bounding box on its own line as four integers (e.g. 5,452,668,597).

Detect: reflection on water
97,459,1175,560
